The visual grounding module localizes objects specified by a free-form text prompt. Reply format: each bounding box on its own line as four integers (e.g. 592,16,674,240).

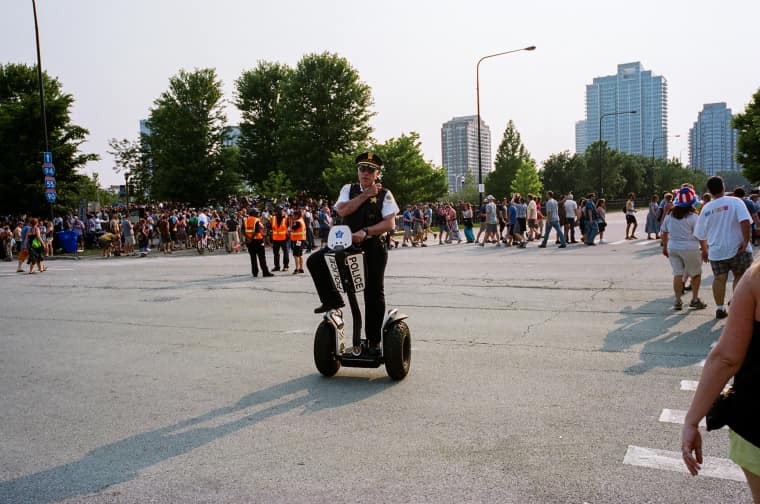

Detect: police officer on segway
306,152,399,352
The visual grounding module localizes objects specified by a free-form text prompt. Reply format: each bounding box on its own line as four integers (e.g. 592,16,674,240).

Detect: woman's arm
682,266,756,474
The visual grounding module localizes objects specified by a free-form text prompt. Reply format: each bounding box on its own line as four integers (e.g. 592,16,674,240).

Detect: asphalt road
0,212,753,503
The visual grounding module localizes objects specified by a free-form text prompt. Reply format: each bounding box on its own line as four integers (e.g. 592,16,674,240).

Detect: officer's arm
336,184,380,217
368,212,396,237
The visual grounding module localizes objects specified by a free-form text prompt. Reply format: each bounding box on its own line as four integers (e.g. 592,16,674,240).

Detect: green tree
449,173,480,204
257,170,294,201
0,63,98,214
235,62,291,186
278,52,374,195
734,88,760,182
713,169,747,193
144,68,239,204
510,159,543,197
108,137,150,202
486,120,533,197
541,151,581,195
323,133,447,206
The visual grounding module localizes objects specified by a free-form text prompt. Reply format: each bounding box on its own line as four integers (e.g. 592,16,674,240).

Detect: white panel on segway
327,225,353,250
345,253,366,292
325,254,344,293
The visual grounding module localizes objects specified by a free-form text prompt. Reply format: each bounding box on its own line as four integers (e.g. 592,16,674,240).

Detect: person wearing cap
479,195,499,246
306,152,400,351
661,187,707,310
243,208,272,277
694,176,753,319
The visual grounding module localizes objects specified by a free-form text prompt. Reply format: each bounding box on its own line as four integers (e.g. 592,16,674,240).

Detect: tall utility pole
32,0,53,219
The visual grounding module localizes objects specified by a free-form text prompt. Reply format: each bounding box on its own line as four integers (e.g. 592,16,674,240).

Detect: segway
313,225,411,380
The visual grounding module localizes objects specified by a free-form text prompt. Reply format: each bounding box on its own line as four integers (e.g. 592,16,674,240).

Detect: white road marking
680,380,698,391
609,240,627,245
636,240,658,246
680,380,730,394
658,408,723,429
697,359,706,367
623,445,745,482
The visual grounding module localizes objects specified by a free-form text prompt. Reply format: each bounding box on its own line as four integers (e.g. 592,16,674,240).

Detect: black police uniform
306,184,390,346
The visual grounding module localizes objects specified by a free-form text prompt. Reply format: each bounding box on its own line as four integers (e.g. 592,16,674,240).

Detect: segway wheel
383,320,411,380
314,321,340,377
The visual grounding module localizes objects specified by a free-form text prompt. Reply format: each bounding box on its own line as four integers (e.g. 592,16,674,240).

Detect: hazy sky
4,0,760,187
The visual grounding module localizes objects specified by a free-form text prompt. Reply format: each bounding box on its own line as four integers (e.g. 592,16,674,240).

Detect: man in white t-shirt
197,209,209,229
563,193,578,243
694,176,753,319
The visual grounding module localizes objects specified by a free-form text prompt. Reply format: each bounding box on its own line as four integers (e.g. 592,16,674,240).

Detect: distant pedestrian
538,191,566,248
596,199,608,244
563,193,578,243
625,193,638,240
645,194,661,240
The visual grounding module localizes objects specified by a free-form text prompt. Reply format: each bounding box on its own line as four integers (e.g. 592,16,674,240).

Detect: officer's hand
365,183,381,198
351,231,365,244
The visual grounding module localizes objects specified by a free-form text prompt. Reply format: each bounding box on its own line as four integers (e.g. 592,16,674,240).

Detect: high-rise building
689,103,740,176
578,62,668,158
441,115,492,193
575,120,587,154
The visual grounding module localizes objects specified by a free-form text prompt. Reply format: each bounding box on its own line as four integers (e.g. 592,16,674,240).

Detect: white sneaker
599,239,606,244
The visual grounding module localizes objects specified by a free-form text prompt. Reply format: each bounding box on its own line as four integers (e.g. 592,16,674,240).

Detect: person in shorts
694,176,753,319
661,187,707,310
625,192,638,240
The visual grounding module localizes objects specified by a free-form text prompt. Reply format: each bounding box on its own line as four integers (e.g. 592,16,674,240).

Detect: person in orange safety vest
243,207,272,277
270,205,290,272
290,208,307,274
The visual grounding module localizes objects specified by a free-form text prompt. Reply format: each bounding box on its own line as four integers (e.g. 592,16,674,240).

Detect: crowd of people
4,182,760,275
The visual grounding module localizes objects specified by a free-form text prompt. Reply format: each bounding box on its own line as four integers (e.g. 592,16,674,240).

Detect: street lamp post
598,110,637,197
124,171,130,207
650,134,680,195
32,0,52,219
477,45,536,206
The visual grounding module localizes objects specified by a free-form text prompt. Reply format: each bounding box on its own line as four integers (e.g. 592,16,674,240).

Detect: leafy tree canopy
278,52,374,195
485,120,533,197
143,68,240,205
510,159,543,198
0,63,98,214
733,88,760,182
235,61,292,186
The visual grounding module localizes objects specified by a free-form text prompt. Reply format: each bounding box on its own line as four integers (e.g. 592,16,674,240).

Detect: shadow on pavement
0,374,392,504
602,296,722,375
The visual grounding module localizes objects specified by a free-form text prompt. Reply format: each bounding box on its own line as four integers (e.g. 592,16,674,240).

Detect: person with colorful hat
661,186,708,311
306,152,400,352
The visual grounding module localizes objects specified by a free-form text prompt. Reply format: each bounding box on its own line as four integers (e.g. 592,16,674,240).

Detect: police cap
356,152,383,170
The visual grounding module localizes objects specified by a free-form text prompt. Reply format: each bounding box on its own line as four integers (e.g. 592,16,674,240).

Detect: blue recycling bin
56,231,77,253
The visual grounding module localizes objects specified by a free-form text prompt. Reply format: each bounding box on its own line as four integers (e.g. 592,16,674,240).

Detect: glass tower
689,103,740,176
579,62,668,158
441,115,492,193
